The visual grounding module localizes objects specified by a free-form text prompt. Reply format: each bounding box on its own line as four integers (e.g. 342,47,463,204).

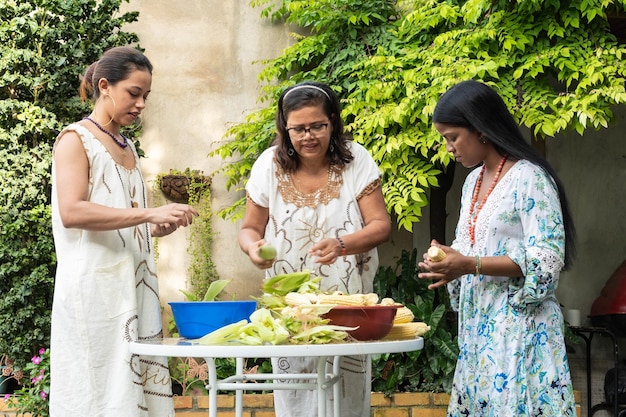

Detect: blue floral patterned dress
446,160,576,417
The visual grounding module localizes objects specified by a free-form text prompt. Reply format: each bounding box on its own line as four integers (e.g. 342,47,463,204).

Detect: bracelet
475,255,481,276
336,237,346,256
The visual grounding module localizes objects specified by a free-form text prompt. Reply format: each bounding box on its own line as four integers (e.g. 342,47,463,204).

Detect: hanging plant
154,169,219,300
158,169,211,204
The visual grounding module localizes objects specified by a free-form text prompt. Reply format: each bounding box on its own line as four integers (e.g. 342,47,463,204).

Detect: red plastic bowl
323,305,400,341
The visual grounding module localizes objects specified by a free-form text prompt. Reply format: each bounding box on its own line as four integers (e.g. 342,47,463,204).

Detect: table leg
206,357,217,417
317,356,327,417
332,356,341,417
235,358,244,417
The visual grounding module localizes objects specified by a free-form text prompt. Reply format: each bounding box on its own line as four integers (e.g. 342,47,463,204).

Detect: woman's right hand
247,239,275,270
148,203,199,227
418,240,465,289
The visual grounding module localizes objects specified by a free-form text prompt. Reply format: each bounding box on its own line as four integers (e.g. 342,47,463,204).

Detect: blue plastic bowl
169,300,257,339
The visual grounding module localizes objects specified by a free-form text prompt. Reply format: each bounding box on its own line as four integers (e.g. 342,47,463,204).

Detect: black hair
79,46,153,102
433,80,576,269
274,81,353,171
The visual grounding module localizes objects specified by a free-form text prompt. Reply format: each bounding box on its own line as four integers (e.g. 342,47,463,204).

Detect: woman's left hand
151,222,178,237
310,238,343,265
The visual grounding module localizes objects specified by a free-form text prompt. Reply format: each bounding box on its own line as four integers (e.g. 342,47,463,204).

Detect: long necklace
468,154,508,245
83,117,128,149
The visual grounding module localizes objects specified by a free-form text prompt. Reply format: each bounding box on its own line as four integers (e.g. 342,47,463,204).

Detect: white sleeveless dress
50,124,174,417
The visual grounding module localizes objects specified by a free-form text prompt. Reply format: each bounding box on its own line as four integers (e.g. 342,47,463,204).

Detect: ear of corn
284,292,317,306
393,307,415,324
427,246,446,262
380,297,399,306
363,293,380,305
382,322,431,340
317,293,369,306
262,271,312,296
283,289,399,308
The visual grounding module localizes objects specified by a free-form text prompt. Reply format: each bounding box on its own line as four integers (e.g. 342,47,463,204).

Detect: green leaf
202,279,232,301
179,289,200,302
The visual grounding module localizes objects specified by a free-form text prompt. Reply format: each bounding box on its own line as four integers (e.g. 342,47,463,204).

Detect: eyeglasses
287,123,329,139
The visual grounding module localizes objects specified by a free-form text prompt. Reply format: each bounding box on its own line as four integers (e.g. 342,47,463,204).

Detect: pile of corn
283,290,430,340
382,306,430,340
284,291,390,307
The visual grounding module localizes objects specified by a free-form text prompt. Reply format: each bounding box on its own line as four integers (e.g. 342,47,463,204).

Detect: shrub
372,249,458,394
0,0,142,369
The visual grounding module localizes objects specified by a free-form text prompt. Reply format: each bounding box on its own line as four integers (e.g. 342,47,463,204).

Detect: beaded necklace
468,154,508,245
83,117,128,149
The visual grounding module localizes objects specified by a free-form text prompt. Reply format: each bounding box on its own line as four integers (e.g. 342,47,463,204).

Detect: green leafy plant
213,0,626,232
168,356,272,397
155,169,219,301
5,347,50,417
0,0,142,369
371,249,458,394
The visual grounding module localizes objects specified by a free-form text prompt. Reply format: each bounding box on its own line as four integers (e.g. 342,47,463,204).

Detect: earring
329,143,334,153
479,135,487,144
288,148,294,157
97,94,116,127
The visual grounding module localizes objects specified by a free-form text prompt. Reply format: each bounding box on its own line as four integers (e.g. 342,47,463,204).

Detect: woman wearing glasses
238,81,391,417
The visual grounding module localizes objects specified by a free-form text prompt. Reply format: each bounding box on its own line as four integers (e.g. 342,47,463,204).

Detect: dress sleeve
245,147,275,208
347,142,383,198
507,164,566,310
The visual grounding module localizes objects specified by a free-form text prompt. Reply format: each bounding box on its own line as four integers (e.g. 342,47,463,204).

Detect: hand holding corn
427,245,446,262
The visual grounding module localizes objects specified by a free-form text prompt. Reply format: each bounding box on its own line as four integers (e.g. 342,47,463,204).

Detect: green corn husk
202,279,231,301
193,320,249,345
261,271,313,296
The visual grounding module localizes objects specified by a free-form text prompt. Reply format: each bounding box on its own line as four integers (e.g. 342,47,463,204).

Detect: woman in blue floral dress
419,80,577,416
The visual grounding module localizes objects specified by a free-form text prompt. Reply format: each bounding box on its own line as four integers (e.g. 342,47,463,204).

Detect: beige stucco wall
123,0,413,313
123,0,289,306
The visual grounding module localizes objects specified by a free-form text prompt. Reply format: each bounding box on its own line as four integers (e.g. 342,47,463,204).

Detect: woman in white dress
50,46,198,417
419,80,577,416
238,81,392,417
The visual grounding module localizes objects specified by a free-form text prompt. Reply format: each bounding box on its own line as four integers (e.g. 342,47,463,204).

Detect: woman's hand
151,222,178,237
310,238,343,265
149,204,198,237
148,203,199,227
418,240,469,290
247,239,275,270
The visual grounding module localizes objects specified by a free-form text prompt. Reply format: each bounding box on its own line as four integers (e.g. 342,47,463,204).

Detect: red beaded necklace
468,154,508,245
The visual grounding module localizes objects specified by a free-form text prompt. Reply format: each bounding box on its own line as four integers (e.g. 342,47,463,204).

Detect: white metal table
129,337,423,417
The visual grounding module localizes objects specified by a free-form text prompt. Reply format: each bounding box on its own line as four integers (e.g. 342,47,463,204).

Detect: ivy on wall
0,0,141,368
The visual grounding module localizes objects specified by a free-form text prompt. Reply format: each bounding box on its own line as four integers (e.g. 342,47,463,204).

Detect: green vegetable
179,279,232,302
202,279,231,301
258,244,277,260
261,271,318,296
179,289,200,301
193,320,249,344
290,325,356,344
238,309,290,345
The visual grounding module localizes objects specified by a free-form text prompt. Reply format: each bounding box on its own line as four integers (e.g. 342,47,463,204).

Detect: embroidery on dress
276,163,343,208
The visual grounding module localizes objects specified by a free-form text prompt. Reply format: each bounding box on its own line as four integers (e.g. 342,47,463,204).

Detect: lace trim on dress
276,163,344,208
471,169,514,246
356,178,382,201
